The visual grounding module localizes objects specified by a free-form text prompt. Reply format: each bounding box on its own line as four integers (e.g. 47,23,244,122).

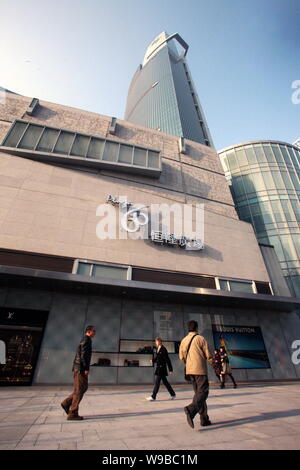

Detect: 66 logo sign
96,195,204,250
106,195,149,233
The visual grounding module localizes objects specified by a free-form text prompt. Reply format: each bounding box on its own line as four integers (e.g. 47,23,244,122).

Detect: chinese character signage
150,231,203,251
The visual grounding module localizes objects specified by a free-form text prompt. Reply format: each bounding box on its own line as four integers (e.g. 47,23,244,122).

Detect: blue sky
1,0,299,150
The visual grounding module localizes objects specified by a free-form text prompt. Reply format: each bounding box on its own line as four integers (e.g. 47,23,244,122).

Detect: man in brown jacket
61,325,96,421
179,320,214,428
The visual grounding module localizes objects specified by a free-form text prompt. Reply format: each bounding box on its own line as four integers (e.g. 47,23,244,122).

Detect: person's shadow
197,408,300,432
84,402,251,420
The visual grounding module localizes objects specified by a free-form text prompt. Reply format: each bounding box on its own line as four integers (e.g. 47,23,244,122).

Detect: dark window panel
92,264,128,280
255,282,272,295
54,131,75,154
19,124,43,150
0,249,74,273
36,128,60,152
148,151,160,168
133,147,147,167
77,262,92,276
87,137,105,159
132,268,216,289
70,135,90,157
3,121,28,147
118,144,133,164
102,141,119,161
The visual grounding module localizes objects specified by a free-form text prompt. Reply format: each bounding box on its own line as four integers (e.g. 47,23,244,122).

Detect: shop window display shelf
91,339,180,368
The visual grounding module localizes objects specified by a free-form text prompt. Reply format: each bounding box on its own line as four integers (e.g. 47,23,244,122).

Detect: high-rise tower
125,32,214,147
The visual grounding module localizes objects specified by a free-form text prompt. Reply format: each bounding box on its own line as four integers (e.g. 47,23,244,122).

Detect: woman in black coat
219,346,237,389
213,349,223,385
146,337,176,401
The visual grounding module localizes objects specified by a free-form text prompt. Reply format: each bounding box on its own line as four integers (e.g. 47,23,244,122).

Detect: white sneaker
170,395,176,400
146,396,155,401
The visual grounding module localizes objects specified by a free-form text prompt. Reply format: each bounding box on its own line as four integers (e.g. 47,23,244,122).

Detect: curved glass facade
219,141,300,298
125,32,213,147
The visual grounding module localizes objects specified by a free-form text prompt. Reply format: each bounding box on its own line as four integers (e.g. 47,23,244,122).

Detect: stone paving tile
122,436,177,450
27,443,61,450
59,441,78,450
98,427,154,441
248,422,300,438
201,439,269,450
43,417,64,425
77,439,129,450
15,444,40,450
16,433,39,447
237,427,271,439
168,427,253,447
176,445,212,451
253,436,300,450
35,431,83,445
0,441,18,450
61,422,102,432
0,426,30,442
26,424,63,434
82,430,100,441
0,383,300,450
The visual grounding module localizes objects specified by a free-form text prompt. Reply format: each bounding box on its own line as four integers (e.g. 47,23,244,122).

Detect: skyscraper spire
125,32,214,147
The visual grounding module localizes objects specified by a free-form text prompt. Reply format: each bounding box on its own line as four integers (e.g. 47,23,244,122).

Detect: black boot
229,374,237,388
220,376,225,389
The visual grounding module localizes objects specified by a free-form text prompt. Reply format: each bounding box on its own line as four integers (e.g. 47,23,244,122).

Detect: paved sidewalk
0,382,300,450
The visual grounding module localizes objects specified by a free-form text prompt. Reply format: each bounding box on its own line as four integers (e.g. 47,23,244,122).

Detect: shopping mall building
0,90,300,385
219,141,300,298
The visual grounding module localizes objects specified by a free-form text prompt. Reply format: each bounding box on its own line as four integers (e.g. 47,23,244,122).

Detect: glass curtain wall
219,141,300,297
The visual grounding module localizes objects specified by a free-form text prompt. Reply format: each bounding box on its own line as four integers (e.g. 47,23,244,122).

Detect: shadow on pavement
212,392,263,398
199,409,300,432
84,403,251,420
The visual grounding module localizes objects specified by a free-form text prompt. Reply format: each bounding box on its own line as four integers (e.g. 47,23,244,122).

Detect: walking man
146,337,176,401
179,320,214,428
61,325,96,420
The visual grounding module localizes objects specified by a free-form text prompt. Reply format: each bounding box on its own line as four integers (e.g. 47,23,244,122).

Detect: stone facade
1,91,298,386
0,91,270,282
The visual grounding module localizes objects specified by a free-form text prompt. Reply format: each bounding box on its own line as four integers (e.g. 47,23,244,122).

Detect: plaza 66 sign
106,195,149,233
96,195,204,251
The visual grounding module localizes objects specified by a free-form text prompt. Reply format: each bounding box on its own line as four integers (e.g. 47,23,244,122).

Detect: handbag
222,362,231,374
184,334,198,382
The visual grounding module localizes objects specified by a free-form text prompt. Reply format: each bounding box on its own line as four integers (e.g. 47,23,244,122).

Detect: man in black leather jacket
61,325,96,420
